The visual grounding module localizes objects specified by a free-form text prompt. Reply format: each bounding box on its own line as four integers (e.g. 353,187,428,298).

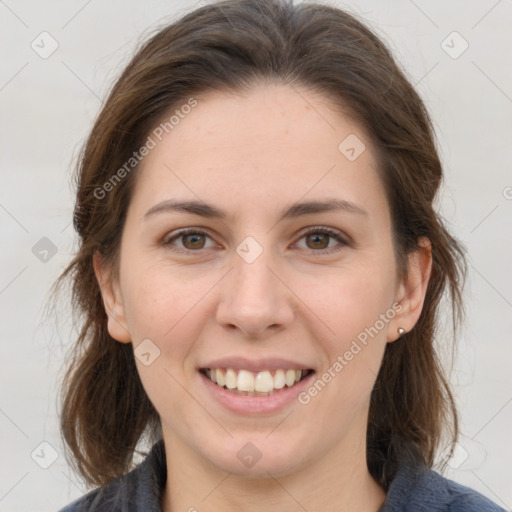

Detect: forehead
131,83,387,222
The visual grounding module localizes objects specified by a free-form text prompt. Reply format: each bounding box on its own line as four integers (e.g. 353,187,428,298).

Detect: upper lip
199,357,314,373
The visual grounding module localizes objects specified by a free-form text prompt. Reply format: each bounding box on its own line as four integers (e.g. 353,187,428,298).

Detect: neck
161,426,385,512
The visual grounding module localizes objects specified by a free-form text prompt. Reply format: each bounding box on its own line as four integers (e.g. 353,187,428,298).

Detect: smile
201,368,313,396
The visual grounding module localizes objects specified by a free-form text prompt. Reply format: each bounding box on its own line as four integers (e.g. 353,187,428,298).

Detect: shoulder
382,462,506,512
57,440,166,512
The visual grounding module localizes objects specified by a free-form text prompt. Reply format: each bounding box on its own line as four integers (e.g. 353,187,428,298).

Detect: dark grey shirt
58,440,505,511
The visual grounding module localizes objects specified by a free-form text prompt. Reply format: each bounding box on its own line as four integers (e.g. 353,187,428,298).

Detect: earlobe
388,237,432,342
93,251,131,343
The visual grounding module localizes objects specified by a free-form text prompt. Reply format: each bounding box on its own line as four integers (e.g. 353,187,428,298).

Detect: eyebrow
143,198,367,221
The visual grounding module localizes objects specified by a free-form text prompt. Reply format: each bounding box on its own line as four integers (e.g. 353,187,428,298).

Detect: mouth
200,368,314,397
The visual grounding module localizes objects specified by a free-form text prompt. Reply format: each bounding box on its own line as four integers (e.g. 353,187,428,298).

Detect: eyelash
162,226,348,255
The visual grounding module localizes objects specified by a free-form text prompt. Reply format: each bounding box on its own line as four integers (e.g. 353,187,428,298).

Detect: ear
388,237,432,342
93,251,131,343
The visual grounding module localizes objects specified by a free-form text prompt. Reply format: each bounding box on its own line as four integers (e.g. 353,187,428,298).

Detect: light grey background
1,1,511,511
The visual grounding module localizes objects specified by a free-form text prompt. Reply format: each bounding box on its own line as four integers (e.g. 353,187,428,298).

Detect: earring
397,327,406,337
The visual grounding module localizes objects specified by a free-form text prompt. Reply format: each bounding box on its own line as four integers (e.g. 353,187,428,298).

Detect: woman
56,0,504,510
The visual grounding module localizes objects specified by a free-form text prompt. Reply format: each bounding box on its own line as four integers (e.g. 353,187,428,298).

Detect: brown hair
55,0,466,490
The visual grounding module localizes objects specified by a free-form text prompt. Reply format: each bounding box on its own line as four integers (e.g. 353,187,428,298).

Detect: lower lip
199,371,315,415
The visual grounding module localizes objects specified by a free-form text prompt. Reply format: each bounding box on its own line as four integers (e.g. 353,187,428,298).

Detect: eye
294,226,348,253
163,228,218,251
162,226,348,254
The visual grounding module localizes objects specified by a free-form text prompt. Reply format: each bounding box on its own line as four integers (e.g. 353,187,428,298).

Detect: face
97,83,427,478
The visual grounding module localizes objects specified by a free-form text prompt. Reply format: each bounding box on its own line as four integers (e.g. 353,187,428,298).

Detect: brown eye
163,229,216,251
305,232,330,250
294,227,347,253
182,233,206,250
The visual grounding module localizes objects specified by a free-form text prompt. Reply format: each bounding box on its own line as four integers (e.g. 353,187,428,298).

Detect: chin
201,434,312,478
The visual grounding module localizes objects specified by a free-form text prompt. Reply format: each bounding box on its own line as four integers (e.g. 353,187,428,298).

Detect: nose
215,248,295,339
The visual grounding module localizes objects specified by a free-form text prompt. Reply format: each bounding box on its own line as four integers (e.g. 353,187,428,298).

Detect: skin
95,83,432,511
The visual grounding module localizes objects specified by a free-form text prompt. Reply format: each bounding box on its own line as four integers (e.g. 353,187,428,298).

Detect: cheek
295,258,395,394
122,267,218,419
296,280,391,431
298,261,396,341
121,264,221,361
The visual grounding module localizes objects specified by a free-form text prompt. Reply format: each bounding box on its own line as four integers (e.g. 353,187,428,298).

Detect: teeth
215,368,225,387
274,369,285,389
254,370,273,392
204,367,309,395
237,370,255,392
285,369,296,387
225,368,237,389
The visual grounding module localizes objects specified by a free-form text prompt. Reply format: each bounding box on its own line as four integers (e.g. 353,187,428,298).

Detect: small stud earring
397,327,406,337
